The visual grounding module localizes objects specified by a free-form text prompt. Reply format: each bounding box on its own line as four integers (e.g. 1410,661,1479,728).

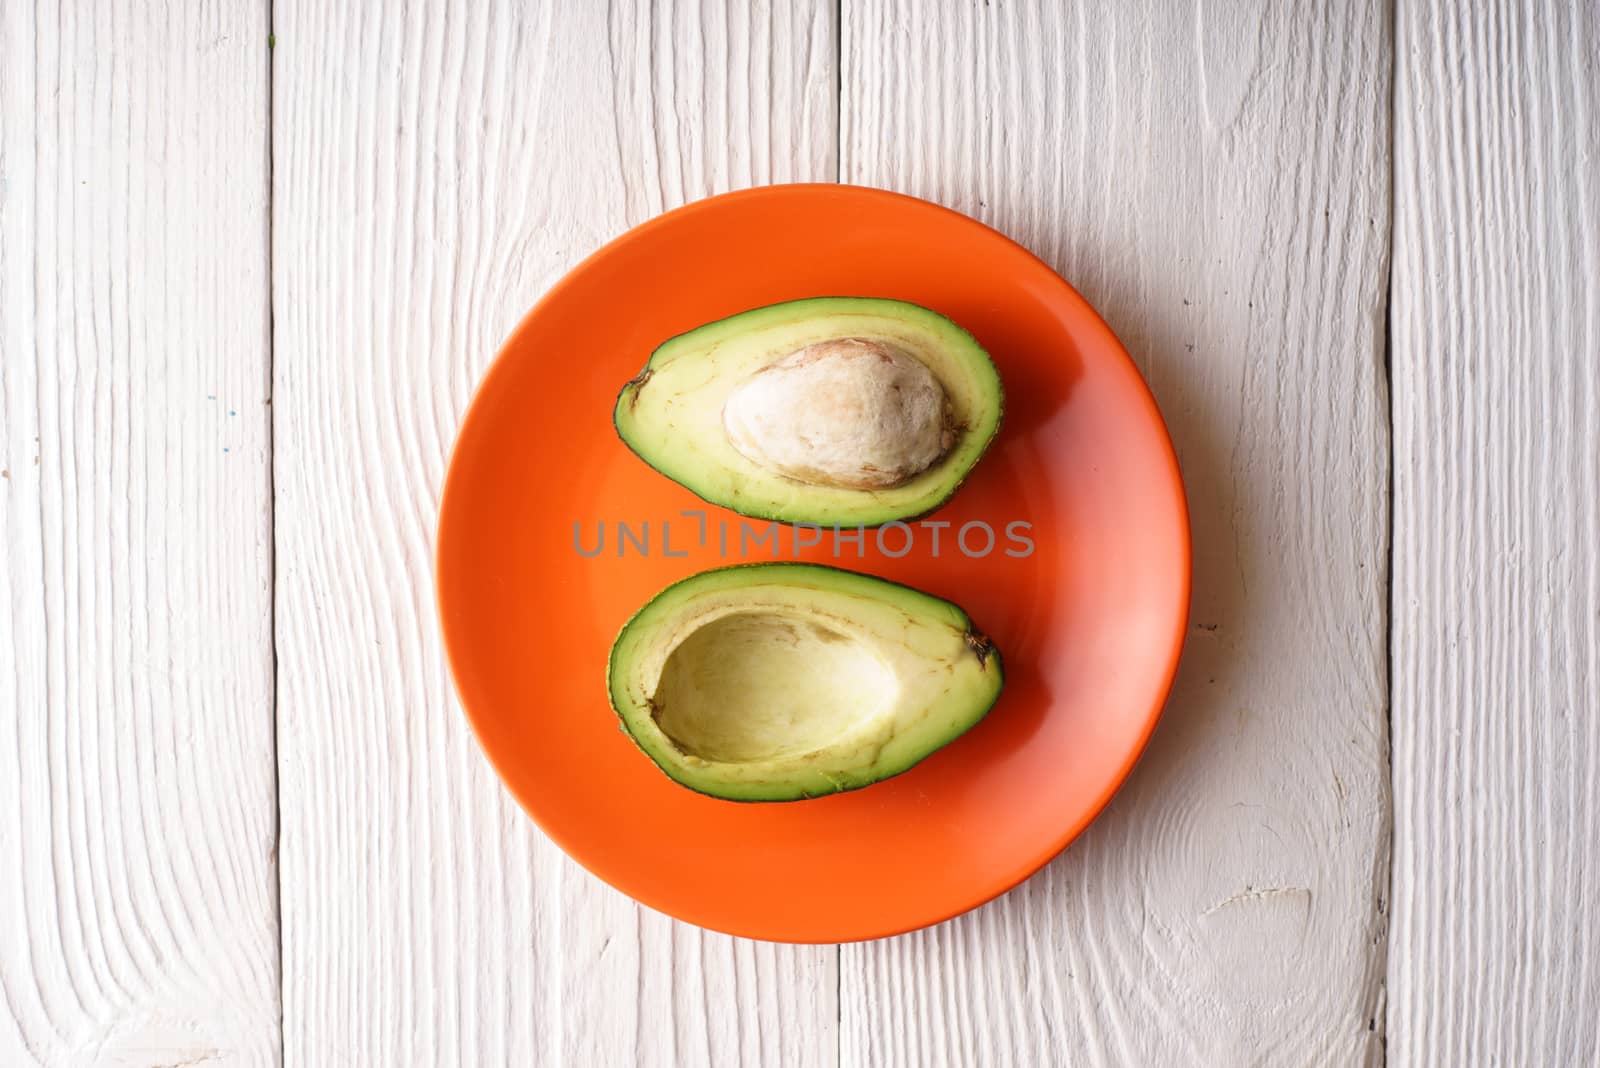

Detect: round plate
436,185,1189,942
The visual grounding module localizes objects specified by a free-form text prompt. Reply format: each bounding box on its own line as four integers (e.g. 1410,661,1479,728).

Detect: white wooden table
2,2,1596,1065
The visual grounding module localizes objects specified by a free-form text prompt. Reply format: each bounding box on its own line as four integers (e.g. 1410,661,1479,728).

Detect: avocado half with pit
614,297,1003,527
607,563,1003,802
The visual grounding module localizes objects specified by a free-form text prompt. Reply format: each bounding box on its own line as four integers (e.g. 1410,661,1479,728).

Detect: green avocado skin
613,297,1004,529
606,562,1005,803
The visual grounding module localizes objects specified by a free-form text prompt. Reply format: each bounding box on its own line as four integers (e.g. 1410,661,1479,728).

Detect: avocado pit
722,338,954,490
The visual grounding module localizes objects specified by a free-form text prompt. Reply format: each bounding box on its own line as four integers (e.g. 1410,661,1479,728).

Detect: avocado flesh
614,297,1003,527
607,563,1004,802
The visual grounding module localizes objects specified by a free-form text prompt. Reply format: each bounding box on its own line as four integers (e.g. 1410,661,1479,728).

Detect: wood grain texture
1389,1,1600,1062
271,3,837,1065
839,2,1392,1064
0,2,278,1065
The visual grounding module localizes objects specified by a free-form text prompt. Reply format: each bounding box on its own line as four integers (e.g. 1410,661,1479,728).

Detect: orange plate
436,185,1190,942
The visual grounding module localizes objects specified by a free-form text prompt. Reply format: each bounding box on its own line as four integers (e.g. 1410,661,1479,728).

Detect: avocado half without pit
613,297,1004,527
607,563,1004,802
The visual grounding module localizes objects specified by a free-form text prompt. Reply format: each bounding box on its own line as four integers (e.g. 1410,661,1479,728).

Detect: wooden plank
0,2,279,1065
839,2,1392,1064
1389,2,1600,1062
271,3,838,1065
